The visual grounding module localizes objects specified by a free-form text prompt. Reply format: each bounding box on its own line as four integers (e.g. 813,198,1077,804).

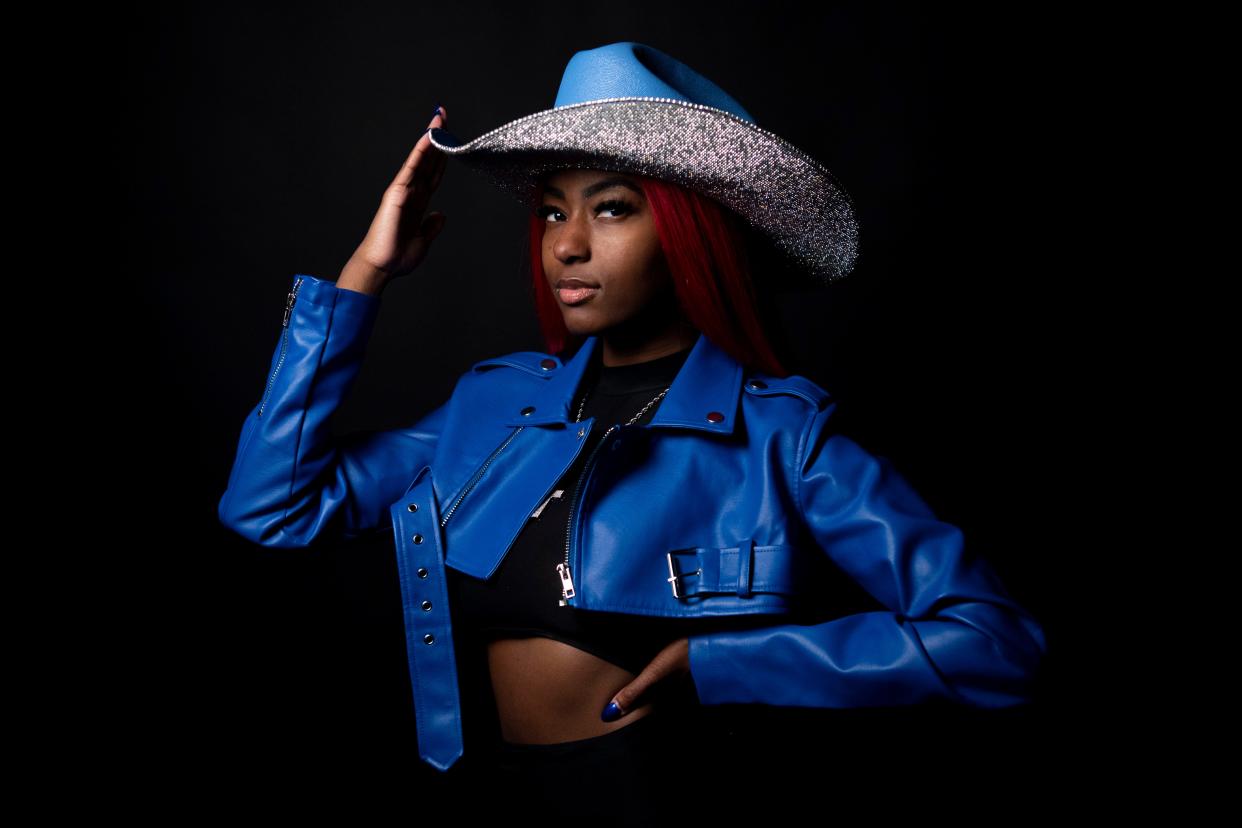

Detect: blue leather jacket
218,273,1047,772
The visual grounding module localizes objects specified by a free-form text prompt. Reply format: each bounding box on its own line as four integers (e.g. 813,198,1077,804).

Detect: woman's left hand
601,637,691,722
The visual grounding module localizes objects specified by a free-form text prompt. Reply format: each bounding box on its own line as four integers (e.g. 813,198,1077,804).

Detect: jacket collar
501,331,743,435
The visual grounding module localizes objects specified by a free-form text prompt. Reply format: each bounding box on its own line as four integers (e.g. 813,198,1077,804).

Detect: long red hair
525,172,790,377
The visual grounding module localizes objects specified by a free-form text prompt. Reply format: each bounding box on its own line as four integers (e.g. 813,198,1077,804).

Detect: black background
110,0,1110,809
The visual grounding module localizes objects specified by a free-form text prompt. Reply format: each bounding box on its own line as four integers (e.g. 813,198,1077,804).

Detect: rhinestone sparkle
428,96,860,285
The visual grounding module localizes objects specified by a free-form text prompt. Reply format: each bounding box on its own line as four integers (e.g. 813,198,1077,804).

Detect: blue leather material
219,273,1048,771
665,543,802,599
390,465,463,771
552,41,755,122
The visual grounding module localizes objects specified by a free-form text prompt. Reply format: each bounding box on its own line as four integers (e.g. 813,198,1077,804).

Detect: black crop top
445,341,778,676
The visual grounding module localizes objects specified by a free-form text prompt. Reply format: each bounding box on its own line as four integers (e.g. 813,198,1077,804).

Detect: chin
559,309,613,337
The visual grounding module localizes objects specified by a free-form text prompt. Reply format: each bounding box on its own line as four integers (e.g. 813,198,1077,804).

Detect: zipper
559,423,622,606
439,426,525,528
258,276,305,418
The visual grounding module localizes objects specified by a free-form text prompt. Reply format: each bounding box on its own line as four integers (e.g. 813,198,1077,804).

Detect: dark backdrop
119,0,1092,806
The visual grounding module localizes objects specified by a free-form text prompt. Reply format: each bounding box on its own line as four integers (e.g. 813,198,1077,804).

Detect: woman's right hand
338,105,451,295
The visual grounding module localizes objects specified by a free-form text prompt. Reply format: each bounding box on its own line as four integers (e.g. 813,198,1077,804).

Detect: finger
602,638,691,722
603,680,660,722
412,107,451,200
423,104,450,192
394,212,445,274
428,142,448,193
392,105,447,191
427,106,450,192
601,694,628,722
601,668,665,722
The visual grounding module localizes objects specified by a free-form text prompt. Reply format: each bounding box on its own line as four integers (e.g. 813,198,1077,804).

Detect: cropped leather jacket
218,273,1048,772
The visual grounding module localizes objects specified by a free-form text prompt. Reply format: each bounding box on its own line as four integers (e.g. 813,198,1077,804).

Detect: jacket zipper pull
556,563,576,606
281,285,300,327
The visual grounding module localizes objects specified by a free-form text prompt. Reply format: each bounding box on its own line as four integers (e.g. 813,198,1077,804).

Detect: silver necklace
547,381,670,606
573,385,669,425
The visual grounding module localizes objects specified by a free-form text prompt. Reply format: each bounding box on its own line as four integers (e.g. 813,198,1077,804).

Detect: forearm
217,273,382,546
688,595,1046,709
337,256,389,297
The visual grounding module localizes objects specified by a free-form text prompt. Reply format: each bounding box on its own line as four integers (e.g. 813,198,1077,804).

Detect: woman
218,42,1046,817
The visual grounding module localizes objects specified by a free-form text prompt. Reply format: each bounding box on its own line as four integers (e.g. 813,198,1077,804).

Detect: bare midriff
486,636,657,744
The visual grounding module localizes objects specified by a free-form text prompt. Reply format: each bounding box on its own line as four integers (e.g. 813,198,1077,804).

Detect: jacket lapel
501,331,742,436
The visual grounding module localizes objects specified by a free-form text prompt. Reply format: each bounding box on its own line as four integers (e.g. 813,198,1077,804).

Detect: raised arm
217,274,452,546
218,105,455,547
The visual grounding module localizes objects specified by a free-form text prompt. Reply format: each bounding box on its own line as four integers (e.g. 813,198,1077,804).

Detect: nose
551,212,591,264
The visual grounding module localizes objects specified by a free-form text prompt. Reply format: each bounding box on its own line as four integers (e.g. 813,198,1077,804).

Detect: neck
598,297,698,367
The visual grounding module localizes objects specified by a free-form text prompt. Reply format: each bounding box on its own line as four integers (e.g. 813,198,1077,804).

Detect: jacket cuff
293,272,381,323
687,633,727,706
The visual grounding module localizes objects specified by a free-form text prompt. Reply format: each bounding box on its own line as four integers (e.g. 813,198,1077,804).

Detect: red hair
526,173,790,377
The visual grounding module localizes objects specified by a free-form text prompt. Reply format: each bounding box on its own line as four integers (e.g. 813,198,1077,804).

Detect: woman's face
537,168,675,337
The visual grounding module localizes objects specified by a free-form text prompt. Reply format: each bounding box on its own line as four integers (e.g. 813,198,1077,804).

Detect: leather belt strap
666,541,799,599
390,465,463,772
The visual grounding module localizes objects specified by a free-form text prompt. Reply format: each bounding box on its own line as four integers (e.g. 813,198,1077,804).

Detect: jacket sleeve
687,399,1048,709
217,273,448,548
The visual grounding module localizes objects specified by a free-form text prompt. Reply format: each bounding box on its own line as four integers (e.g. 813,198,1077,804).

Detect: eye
595,198,632,218
534,199,634,223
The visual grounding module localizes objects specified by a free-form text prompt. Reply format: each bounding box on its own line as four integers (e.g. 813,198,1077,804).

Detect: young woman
218,42,1047,817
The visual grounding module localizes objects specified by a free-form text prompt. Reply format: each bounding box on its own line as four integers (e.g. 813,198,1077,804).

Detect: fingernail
431,104,442,120
600,701,623,722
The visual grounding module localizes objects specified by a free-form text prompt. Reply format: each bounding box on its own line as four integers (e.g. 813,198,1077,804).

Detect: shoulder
449,349,563,403
741,371,832,411
438,348,562,423
468,350,563,378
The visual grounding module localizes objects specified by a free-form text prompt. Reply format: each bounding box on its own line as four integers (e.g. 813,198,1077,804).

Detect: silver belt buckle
665,550,701,599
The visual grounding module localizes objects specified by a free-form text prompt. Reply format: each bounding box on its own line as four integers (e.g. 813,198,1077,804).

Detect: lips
556,286,598,305
554,277,600,306
555,278,599,289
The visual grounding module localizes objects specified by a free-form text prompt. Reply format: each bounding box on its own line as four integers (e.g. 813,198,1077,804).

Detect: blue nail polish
431,104,442,119
601,701,623,722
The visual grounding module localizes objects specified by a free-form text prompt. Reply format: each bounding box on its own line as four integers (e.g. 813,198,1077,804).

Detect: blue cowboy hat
428,41,860,285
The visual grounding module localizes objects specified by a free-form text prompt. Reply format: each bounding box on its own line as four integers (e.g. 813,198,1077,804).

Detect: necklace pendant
531,489,565,519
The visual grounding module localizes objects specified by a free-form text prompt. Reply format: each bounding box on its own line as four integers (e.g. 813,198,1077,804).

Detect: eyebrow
542,177,644,201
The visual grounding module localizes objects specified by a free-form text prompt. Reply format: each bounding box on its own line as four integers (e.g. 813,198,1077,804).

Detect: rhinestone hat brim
427,97,860,285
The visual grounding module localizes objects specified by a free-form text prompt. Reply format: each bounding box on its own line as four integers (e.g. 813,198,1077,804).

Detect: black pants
470,694,721,823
